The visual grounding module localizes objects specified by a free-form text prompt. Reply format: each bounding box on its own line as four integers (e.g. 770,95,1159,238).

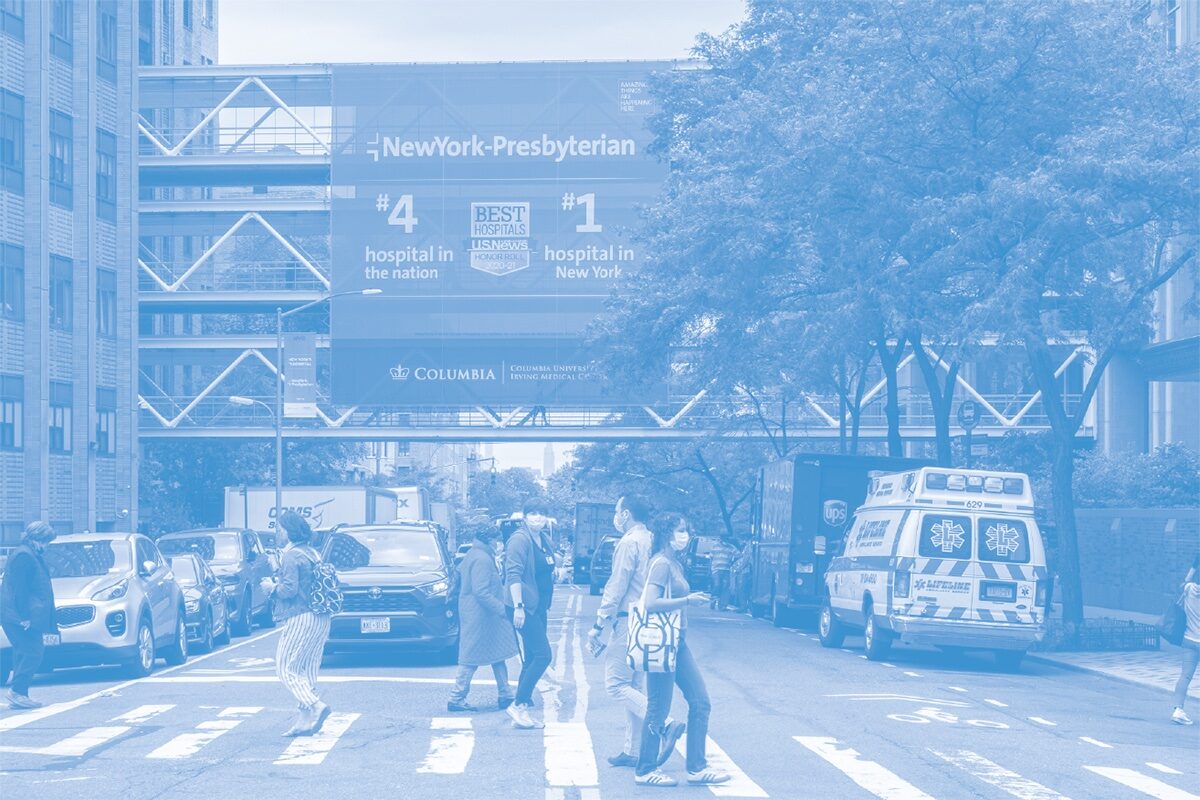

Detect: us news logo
390,364,410,380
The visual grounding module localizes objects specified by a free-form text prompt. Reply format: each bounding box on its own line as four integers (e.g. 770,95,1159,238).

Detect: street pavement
1,585,1197,800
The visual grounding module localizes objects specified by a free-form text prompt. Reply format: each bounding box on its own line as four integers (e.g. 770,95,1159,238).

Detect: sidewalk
1028,604,1199,701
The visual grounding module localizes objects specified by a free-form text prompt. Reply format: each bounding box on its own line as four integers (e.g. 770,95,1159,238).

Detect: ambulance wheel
994,649,1025,672
818,598,845,648
863,602,893,661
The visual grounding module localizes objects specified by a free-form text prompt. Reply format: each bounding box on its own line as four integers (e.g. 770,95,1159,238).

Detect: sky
219,0,746,64
219,1,748,474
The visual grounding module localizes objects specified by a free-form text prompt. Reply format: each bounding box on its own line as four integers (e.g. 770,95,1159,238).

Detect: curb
1027,653,1200,701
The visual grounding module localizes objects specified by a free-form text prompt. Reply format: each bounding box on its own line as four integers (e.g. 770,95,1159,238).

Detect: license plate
42,633,61,646
795,563,814,573
360,618,390,634
980,581,1017,602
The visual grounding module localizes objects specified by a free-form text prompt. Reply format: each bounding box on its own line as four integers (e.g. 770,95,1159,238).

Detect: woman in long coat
447,527,518,712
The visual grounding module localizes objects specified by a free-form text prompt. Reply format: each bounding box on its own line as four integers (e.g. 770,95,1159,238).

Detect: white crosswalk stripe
145,706,262,760
1084,767,1200,800
673,736,768,797
274,712,361,766
794,736,936,800
416,717,474,774
928,748,1072,800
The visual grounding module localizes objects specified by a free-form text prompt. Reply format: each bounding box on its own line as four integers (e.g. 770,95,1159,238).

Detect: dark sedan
157,529,275,636
321,523,459,657
168,553,230,654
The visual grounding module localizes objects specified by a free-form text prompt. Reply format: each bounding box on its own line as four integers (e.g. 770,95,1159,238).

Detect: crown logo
390,364,410,380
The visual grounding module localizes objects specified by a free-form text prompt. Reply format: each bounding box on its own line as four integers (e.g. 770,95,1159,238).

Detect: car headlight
92,579,129,601
424,580,449,595
185,599,200,613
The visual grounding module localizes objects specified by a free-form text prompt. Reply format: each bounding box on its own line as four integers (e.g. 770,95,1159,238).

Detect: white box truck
224,485,401,533
386,485,431,522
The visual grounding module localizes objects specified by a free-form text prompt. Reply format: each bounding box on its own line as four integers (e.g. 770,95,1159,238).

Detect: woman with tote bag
630,513,729,788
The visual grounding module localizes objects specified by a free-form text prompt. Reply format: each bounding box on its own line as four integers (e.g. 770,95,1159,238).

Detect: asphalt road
1,585,1196,800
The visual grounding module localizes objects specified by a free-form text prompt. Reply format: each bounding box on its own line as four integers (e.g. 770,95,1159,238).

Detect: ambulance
820,467,1048,670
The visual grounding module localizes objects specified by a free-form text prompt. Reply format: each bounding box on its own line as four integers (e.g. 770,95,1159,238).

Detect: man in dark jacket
1,521,59,709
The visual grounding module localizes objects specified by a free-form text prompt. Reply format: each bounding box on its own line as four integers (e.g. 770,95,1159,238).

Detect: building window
0,242,21,321
0,374,21,450
138,0,153,65
97,0,117,82
96,388,116,457
49,110,72,208
50,0,72,61
97,268,116,337
0,89,22,194
159,0,172,64
0,0,22,42
202,0,213,28
49,255,72,331
49,381,71,453
182,0,192,29
96,128,116,221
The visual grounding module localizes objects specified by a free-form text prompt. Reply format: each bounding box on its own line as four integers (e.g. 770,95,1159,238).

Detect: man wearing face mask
503,498,557,729
588,495,685,769
0,521,60,709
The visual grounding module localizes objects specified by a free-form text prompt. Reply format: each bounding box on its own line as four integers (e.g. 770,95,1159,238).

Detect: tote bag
626,556,682,673
1159,591,1187,647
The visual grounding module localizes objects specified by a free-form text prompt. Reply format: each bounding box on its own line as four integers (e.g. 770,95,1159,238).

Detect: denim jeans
508,607,552,707
1174,638,1199,710
636,638,710,776
450,661,513,705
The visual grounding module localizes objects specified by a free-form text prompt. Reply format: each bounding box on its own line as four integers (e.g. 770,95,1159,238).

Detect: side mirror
141,560,156,576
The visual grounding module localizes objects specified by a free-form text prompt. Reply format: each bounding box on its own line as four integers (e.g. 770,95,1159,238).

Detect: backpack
300,548,343,616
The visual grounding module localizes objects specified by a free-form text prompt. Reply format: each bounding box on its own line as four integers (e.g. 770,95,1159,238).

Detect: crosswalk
0,701,1196,799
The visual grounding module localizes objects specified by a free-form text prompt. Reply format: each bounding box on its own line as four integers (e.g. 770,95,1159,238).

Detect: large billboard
330,62,671,405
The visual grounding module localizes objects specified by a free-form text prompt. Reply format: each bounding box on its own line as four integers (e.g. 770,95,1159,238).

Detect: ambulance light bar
924,472,1025,495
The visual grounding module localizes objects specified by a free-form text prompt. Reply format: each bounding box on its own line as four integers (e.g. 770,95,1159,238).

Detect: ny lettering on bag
626,556,681,673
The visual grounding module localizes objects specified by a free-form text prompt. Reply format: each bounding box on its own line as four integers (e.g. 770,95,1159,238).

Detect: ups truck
750,454,928,627
573,502,617,585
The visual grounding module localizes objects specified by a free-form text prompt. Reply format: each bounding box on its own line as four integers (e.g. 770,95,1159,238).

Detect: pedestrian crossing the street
1,701,1196,799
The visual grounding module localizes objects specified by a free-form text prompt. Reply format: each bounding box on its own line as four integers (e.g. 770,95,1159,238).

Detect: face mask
525,514,547,531
671,531,691,551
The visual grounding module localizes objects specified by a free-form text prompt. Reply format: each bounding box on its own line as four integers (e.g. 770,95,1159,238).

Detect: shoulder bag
1159,588,1188,647
626,556,681,673
301,547,343,617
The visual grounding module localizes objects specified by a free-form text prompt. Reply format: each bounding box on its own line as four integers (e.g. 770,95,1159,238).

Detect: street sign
957,400,981,431
283,333,319,418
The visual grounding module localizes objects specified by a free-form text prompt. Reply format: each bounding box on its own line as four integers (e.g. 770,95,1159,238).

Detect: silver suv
0,533,188,679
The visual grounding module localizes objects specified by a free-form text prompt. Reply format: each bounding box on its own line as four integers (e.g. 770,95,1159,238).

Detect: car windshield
43,540,131,578
158,534,241,564
169,557,201,586
325,529,443,572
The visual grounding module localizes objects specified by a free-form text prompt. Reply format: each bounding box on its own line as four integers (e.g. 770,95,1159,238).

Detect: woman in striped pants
263,510,332,737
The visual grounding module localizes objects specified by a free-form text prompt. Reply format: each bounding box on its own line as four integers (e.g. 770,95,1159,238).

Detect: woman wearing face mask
503,498,557,729
634,513,730,788
0,521,59,709
447,526,518,713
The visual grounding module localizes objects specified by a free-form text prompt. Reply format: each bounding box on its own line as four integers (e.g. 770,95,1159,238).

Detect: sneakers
634,769,678,787
687,768,731,785
1171,707,1194,725
607,752,638,768
447,700,479,713
6,691,42,710
656,721,686,767
506,703,543,729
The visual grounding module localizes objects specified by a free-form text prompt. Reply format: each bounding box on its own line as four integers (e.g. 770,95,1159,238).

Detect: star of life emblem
929,519,965,554
985,522,1021,557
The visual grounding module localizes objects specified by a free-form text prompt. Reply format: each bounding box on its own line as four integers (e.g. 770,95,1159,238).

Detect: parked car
0,533,188,680
588,536,619,596
156,529,275,637
320,522,459,657
168,553,231,654
684,536,723,592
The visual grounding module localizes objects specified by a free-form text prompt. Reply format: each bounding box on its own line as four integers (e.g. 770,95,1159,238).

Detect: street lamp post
234,288,381,530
